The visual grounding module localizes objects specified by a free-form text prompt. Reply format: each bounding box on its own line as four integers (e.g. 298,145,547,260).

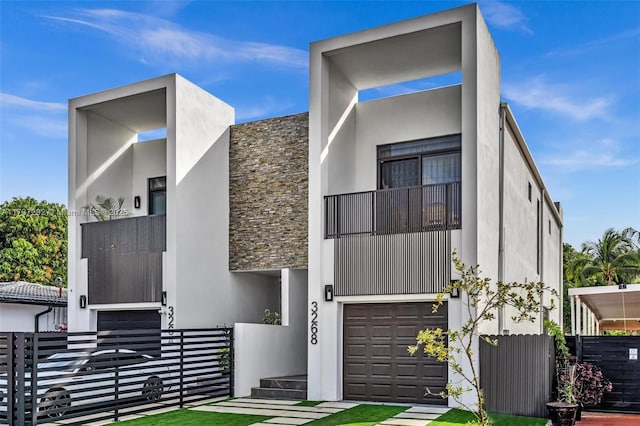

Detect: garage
97,310,161,356
343,302,448,404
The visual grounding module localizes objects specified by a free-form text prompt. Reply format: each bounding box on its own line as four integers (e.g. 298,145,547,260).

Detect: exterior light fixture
134,196,141,209
79,295,87,309
449,280,460,298
161,291,167,306
619,283,627,290
324,285,334,302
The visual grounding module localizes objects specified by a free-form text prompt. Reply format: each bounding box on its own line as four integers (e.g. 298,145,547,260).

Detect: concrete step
250,387,307,400
260,376,308,390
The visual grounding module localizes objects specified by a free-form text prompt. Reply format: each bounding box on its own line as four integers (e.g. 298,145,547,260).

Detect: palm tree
582,228,640,285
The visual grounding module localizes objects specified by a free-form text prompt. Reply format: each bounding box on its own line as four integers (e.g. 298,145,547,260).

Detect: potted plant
574,362,613,420
545,321,579,426
547,365,579,426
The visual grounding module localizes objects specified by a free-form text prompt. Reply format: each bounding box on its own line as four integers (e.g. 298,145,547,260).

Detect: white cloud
0,94,67,140
0,93,66,111
481,1,533,35
542,138,638,171
503,76,612,121
11,115,68,139
43,9,307,69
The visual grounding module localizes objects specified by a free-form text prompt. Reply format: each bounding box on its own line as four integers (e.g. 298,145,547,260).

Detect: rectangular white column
576,297,582,335
571,295,576,335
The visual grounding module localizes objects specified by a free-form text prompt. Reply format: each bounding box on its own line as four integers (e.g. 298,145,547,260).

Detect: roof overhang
569,284,640,330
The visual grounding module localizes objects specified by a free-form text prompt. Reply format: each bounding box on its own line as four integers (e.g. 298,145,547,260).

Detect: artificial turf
116,409,271,425
295,400,324,406
429,408,547,426
305,403,408,426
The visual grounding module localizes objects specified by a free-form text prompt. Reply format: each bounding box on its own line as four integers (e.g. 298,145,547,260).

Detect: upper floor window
149,176,166,215
378,134,461,189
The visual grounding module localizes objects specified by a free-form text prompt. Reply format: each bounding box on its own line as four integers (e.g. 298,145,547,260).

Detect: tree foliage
409,256,556,426
562,227,639,331
0,197,67,286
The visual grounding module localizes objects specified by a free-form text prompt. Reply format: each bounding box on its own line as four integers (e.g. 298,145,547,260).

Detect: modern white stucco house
66,3,562,409
307,3,562,406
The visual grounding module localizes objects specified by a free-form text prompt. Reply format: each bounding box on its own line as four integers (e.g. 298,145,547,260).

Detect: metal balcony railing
325,182,461,239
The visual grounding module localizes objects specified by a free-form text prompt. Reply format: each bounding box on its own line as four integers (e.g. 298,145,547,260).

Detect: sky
0,0,638,248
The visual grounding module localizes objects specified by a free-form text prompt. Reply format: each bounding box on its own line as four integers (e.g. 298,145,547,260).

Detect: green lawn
116,409,270,426
296,400,324,406
430,409,547,426
116,404,546,426
305,404,408,426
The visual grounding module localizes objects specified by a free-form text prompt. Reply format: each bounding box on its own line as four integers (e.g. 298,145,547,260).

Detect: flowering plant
576,362,613,405
574,362,613,406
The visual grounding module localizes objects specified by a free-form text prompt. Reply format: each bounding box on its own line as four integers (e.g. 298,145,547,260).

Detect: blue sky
1,1,638,248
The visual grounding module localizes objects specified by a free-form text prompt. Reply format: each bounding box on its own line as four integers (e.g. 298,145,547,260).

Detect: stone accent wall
229,113,308,271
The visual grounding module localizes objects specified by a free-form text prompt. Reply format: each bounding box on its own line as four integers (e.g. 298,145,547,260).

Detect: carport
568,283,640,335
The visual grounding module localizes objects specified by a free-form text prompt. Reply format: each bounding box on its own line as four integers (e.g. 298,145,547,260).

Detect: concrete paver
405,406,450,414
395,412,441,420
192,404,331,419
217,400,340,414
232,398,300,405
316,401,359,409
264,417,314,425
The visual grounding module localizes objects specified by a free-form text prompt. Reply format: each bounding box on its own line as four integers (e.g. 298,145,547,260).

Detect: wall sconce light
619,283,627,290
79,295,87,309
134,196,141,209
449,280,460,298
324,285,334,302
161,291,167,306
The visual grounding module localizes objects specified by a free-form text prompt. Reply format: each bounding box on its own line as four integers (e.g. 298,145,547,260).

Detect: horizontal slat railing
325,182,461,239
0,328,233,426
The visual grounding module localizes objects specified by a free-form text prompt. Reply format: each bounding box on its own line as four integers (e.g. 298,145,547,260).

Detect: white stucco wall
0,304,67,332
69,74,280,333
130,138,167,217
234,269,308,397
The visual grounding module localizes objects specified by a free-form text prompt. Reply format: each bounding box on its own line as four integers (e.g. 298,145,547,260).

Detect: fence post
30,333,39,426
179,330,184,408
229,327,234,398
114,346,119,422
576,334,583,363
6,333,14,426
14,333,25,426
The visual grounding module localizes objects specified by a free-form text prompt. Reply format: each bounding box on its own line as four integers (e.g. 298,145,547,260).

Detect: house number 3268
310,301,318,345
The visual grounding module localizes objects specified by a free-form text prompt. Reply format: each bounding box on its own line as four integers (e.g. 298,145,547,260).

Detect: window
377,134,461,189
148,176,166,215
528,182,532,202
549,219,551,235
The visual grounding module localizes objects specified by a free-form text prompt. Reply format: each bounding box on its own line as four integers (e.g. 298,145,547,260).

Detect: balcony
325,182,461,239
81,215,166,304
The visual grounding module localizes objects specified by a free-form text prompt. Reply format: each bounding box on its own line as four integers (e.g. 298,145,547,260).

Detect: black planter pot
575,403,583,421
547,402,578,426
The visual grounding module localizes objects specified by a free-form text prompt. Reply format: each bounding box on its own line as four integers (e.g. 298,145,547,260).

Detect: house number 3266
310,301,318,345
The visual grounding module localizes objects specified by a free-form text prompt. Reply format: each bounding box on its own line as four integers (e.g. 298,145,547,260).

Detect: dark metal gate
567,336,640,413
0,328,233,425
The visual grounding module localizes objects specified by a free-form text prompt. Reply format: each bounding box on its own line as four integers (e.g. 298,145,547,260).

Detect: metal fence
479,334,554,418
325,182,461,239
0,328,233,425
567,335,640,413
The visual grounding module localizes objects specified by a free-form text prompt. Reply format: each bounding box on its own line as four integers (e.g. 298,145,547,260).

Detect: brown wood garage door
343,302,448,404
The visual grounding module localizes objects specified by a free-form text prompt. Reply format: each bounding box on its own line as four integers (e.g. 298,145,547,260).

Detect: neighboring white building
66,3,562,408
0,282,67,332
307,3,562,406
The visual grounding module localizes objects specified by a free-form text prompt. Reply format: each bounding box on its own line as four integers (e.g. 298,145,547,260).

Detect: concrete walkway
377,405,451,426
191,398,451,426
191,398,359,425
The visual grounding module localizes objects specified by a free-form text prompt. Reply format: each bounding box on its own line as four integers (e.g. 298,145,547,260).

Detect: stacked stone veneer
229,113,308,271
